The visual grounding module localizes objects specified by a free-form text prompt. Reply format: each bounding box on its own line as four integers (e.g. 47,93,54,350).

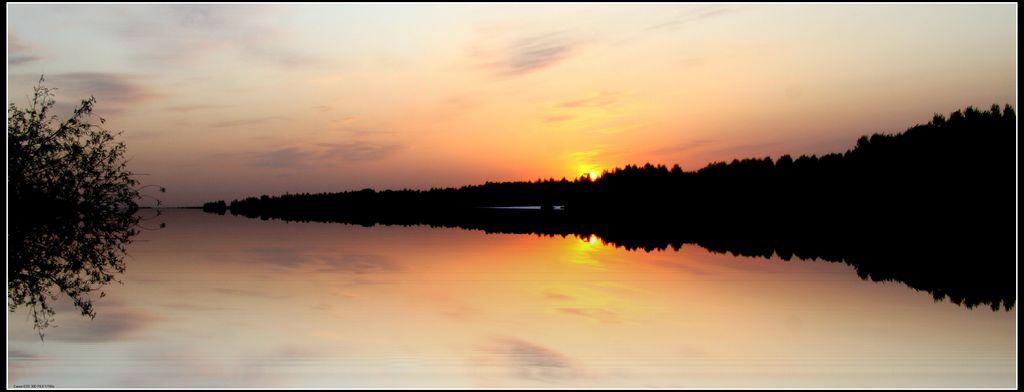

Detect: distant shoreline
139,206,203,209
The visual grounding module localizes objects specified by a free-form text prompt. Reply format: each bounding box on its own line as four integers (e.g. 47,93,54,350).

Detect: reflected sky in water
8,210,1015,388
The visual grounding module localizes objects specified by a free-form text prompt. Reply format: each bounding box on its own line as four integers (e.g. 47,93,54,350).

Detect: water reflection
220,208,1016,311
8,210,1016,388
7,203,144,338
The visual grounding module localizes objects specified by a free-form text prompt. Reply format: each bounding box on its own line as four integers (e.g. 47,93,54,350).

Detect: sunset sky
7,3,1016,206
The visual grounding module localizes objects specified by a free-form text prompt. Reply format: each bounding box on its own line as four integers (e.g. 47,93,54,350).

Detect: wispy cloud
646,5,740,32
559,307,620,324
238,246,399,276
567,148,606,167
165,103,230,113
111,5,318,68
320,141,403,162
211,287,288,299
244,246,317,267
649,138,715,156
252,147,311,168
558,91,622,108
8,31,43,65
12,73,162,116
495,338,571,368
543,291,575,301
476,31,580,77
248,140,403,170
317,254,400,274
211,116,288,128
544,114,576,123
487,338,580,382
46,309,157,342
544,91,632,128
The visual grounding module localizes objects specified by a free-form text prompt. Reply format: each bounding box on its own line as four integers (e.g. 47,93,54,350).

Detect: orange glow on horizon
580,234,601,245
576,165,603,181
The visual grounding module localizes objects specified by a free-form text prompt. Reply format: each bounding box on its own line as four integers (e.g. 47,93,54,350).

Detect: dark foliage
8,78,142,339
202,200,228,215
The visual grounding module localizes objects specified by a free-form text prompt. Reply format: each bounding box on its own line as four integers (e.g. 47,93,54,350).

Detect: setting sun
577,165,602,180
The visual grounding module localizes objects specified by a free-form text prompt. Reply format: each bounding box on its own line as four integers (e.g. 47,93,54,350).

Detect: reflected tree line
206,105,1016,311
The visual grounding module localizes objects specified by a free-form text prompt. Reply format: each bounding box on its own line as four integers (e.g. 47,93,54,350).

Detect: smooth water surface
7,210,1016,388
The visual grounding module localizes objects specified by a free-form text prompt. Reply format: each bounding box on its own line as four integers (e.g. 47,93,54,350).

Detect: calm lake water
7,209,1016,388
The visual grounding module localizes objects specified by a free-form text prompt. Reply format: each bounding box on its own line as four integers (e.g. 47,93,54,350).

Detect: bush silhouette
8,77,143,338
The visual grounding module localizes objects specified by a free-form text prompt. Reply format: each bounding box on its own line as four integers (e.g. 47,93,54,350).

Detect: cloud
558,91,622,108
109,4,318,68
211,116,288,128
542,291,575,301
8,31,43,65
239,246,398,275
58,73,159,103
252,147,312,168
329,116,359,128
157,302,234,312
247,140,403,170
13,73,162,116
649,139,715,156
558,307,620,324
210,287,287,299
7,349,38,359
543,91,637,131
46,309,157,342
566,148,606,167
544,114,576,123
317,254,400,274
243,246,318,267
333,127,391,138
8,54,41,66
646,5,740,32
320,141,403,162
8,32,32,52
477,32,579,77
123,130,168,141
178,5,317,67
495,338,571,368
165,104,230,112
440,303,482,322
488,338,579,382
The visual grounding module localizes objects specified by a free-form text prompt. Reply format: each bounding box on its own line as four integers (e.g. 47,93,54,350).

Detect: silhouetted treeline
208,105,1016,311
224,104,1013,223
202,200,227,215
222,178,589,222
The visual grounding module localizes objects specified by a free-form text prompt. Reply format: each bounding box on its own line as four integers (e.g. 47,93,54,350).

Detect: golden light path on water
7,210,1016,388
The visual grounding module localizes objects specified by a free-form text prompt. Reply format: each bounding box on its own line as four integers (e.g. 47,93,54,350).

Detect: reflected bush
8,78,141,338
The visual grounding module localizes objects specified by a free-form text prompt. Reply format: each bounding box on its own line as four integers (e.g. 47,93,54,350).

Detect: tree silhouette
8,77,145,339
